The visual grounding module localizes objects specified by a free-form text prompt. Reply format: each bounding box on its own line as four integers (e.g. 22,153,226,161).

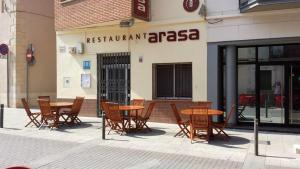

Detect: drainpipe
26,61,29,102
6,53,10,107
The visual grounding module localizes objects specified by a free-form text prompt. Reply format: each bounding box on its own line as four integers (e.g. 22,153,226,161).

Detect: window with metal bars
154,63,192,99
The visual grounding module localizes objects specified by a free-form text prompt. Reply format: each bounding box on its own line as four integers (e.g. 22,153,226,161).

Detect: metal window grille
97,52,131,116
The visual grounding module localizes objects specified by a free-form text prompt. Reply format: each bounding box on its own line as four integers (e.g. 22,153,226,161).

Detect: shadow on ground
208,135,250,149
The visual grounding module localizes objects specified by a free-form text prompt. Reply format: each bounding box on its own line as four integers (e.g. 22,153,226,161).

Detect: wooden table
181,109,223,116
119,105,144,130
50,102,73,127
181,108,224,138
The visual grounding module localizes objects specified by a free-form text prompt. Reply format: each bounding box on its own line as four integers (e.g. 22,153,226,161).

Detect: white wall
57,22,207,101
206,0,300,42
56,0,207,101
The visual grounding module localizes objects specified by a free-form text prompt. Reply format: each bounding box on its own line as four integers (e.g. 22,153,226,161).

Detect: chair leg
25,121,32,127
144,123,152,132
174,130,183,137
32,115,41,127
75,116,82,124
220,129,230,139
39,121,45,130
182,126,190,138
190,126,193,144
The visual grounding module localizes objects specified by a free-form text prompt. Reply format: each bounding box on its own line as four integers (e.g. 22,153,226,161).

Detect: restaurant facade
55,0,207,123
206,0,300,127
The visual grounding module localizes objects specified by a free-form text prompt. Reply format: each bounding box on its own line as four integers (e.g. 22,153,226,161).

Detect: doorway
259,65,285,125
97,53,131,116
289,65,300,125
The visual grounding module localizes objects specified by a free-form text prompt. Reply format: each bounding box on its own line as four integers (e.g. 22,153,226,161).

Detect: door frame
242,62,300,127
257,62,287,127
96,52,131,117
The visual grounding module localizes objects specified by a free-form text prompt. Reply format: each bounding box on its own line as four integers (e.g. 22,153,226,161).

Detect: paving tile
0,108,300,169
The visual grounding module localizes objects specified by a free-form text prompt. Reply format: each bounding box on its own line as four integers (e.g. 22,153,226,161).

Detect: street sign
0,44,9,55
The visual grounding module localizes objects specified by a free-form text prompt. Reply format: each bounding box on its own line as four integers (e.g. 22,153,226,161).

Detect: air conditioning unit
68,47,76,54
76,43,84,54
59,0,76,4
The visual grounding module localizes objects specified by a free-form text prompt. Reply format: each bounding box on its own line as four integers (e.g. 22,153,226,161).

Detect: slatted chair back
224,104,235,127
196,101,212,108
38,96,50,101
170,103,183,123
21,98,32,116
38,99,54,119
107,103,122,122
101,101,112,119
132,99,145,106
70,97,84,115
100,99,109,110
190,106,209,129
143,102,156,119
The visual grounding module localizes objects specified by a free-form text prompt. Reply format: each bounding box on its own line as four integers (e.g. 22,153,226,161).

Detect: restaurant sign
0,44,9,55
132,0,151,22
183,0,200,12
86,29,200,44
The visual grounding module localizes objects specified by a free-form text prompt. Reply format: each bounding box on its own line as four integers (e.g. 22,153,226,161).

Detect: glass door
259,65,285,124
290,65,300,125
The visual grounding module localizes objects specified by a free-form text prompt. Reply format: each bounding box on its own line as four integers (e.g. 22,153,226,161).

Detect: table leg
55,107,60,128
209,117,214,139
128,111,131,130
135,110,138,129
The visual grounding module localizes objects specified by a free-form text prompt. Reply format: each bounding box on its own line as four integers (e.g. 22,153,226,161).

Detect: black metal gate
97,52,131,116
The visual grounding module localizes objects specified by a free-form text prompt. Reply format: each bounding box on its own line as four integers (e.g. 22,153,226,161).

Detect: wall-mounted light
139,56,143,63
120,18,135,28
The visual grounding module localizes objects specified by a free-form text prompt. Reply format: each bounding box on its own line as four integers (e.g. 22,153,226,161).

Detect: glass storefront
238,64,256,122
221,44,300,127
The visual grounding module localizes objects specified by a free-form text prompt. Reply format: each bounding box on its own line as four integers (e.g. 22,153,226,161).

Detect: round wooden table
119,105,144,130
50,102,73,127
181,109,223,116
119,105,144,111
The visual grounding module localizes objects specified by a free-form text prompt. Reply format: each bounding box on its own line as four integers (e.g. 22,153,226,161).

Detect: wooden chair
196,101,212,108
100,101,114,134
100,99,109,116
170,103,190,137
107,103,127,135
130,99,145,125
190,106,210,143
212,105,235,140
60,97,84,125
21,98,41,127
237,105,246,120
38,99,56,130
38,96,50,101
132,99,145,106
135,102,155,132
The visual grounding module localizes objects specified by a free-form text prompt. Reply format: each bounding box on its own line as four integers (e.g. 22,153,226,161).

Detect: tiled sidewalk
0,108,299,169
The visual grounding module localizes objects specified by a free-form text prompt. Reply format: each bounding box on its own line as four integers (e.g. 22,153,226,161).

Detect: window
238,47,256,62
155,63,192,98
